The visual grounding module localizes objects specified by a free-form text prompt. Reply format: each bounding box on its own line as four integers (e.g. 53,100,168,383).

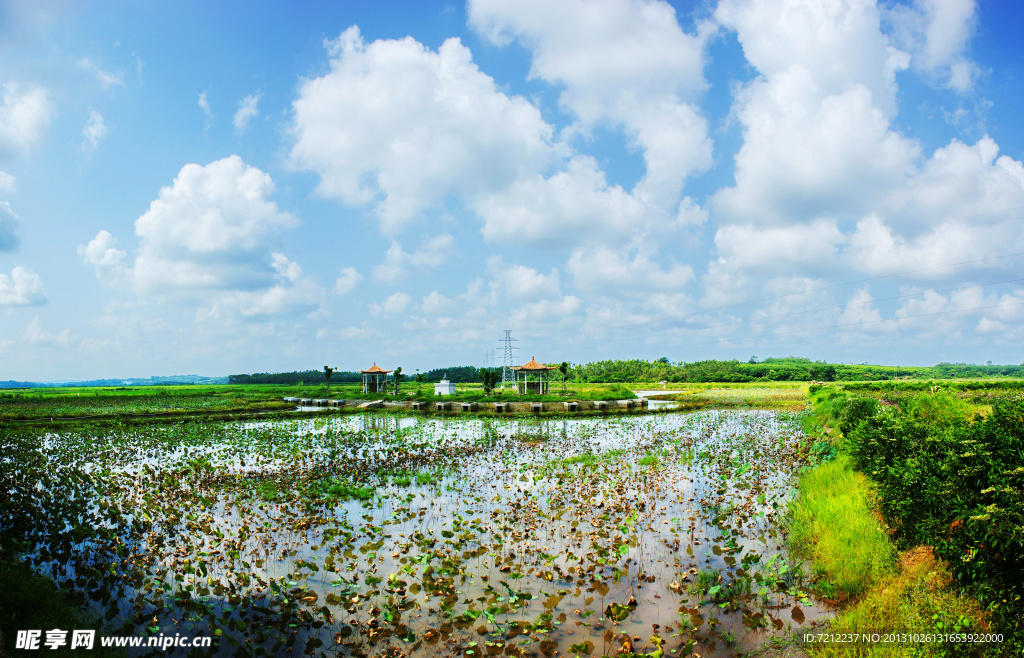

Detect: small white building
434,374,456,396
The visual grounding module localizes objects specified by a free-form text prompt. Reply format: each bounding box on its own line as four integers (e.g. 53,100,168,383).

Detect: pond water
21,410,831,657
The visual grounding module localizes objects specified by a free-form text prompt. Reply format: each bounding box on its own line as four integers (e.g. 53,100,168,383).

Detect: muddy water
25,411,831,656
69,410,830,657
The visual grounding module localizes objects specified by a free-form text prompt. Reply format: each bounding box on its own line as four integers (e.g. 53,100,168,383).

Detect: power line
665,299,1024,351
732,208,1024,282
608,250,1024,335
638,276,1024,340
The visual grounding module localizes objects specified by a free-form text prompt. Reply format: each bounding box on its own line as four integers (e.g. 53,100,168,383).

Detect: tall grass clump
789,454,895,598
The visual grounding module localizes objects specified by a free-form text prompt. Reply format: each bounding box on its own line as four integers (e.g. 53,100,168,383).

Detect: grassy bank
788,386,1004,656
788,454,895,600
0,382,643,420
813,547,991,658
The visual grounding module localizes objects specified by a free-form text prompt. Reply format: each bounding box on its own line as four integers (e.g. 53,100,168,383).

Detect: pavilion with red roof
360,362,392,394
511,356,555,395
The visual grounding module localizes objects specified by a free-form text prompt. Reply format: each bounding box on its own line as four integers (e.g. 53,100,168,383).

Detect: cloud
334,266,363,295
710,0,927,227
675,195,707,228
485,257,563,301
233,93,260,132
886,0,979,91
716,0,905,116
77,56,125,89
840,138,1024,276
888,286,1024,340
567,245,694,292
287,23,686,253
372,234,455,282
0,201,21,251
712,65,920,225
0,266,46,305
321,323,377,341
883,137,1024,229
23,316,73,347
81,110,108,153
472,155,646,247
509,295,583,327
198,91,212,129
709,0,1021,295
79,156,324,316
421,290,459,315
0,81,54,156
834,288,899,337
468,0,712,211
288,25,553,234
0,171,15,194
713,220,846,271
132,52,144,84
370,291,412,316
78,229,127,283
213,253,325,317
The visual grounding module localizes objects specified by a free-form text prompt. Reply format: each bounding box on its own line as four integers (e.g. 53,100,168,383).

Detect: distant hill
0,374,229,388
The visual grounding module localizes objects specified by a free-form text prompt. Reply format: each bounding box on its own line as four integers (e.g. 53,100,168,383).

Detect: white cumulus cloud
710,0,1021,294
370,291,412,316
79,156,324,317
567,245,694,292
887,0,979,91
289,26,553,234
334,266,363,295
0,266,46,305
472,155,646,247
23,316,74,347
712,65,920,225
0,81,54,156
469,0,712,211
372,234,455,282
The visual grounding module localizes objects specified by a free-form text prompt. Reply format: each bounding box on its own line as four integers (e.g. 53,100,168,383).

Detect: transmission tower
499,330,520,389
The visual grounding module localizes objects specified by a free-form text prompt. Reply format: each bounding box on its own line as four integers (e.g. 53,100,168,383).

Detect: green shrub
848,399,1024,644
837,396,878,436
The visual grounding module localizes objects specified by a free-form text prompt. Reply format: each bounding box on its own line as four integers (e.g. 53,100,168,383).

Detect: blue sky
1,0,1023,381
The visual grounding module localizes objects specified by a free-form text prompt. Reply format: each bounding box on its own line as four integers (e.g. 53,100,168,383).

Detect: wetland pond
17,410,832,656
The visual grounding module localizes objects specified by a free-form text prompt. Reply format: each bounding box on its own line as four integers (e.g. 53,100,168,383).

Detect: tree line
227,357,1024,386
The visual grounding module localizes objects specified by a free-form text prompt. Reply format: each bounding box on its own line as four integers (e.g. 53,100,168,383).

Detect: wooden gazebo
361,363,392,394
512,357,555,395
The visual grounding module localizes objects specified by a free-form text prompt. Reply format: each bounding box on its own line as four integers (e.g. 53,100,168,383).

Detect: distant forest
228,366,482,385
567,357,1024,383
227,358,1024,386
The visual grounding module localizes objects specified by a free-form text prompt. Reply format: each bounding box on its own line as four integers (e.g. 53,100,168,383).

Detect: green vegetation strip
789,383,1023,656
788,455,895,599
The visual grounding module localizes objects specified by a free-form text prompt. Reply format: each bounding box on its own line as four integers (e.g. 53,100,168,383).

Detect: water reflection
40,410,830,657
